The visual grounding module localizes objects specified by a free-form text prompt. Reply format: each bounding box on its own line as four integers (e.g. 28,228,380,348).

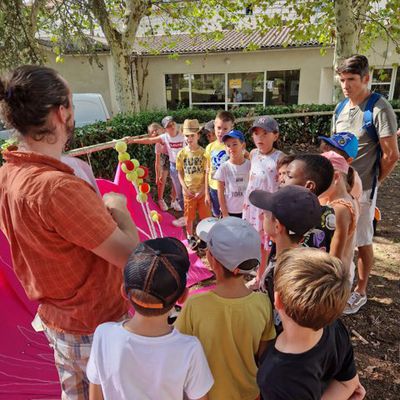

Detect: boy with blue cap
319,131,362,200
214,129,250,218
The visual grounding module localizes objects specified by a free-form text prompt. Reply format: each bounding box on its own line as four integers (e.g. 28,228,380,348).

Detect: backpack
335,92,382,197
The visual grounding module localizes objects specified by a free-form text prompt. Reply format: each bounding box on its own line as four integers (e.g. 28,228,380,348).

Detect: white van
0,93,110,139
72,93,110,127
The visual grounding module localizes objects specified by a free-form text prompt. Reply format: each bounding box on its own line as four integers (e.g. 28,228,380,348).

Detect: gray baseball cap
202,120,215,133
196,217,261,273
249,116,279,134
161,116,174,128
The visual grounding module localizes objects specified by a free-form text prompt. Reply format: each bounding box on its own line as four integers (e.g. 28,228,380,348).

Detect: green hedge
68,104,338,180
1,101,399,180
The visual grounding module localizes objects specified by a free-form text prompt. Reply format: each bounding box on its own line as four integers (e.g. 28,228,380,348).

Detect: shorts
159,153,169,171
42,321,93,400
184,194,211,222
356,187,377,247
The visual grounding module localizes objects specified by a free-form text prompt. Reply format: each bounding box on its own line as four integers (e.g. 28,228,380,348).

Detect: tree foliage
0,0,399,110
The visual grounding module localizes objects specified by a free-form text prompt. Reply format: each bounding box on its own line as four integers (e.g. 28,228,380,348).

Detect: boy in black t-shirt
257,248,365,400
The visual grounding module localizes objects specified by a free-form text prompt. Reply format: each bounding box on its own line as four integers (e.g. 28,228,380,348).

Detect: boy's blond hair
147,122,163,135
274,248,350,331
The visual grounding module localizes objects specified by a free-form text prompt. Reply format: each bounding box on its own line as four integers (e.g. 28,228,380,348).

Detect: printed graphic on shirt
211,150,228,178
183,155,206,175
170,141,184,149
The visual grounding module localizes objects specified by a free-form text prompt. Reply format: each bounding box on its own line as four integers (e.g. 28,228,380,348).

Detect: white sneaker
171,200,182,212
158,199,169,212
343,292,367,315
172,216,186,227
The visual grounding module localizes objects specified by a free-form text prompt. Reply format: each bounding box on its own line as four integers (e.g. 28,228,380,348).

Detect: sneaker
158,199,169,212
343,292,367,315
188,235,199,251
171,200,182,212
172,216,186,227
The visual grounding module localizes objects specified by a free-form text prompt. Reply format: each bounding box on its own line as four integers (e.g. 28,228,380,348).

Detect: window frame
369,66,399,100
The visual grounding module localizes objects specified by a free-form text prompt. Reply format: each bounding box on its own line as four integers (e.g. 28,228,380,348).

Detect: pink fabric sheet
0,163,213,398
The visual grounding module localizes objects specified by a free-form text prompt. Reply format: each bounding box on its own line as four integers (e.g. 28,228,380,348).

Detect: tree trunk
110,45,140,113
333,0,369,101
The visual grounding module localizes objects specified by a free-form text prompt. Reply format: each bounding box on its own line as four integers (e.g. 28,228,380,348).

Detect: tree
1,1,399,112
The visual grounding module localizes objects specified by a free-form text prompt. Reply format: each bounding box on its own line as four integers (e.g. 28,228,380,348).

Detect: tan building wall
45,50,117,115
44,40,399,114
138,47,335,110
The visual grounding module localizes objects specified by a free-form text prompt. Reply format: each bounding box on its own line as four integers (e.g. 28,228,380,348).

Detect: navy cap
249,116,279,134
318,132,359,159
222,129,245,143
249,186,321,236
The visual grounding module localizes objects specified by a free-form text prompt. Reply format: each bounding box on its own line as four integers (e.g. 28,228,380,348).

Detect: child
201,120,216,143
321,151,360,309
176,119,210,250
204,111,235,217
176,217,276,400
282,154,336,252
147,122,177,211
276,154,295,186
87,237,214,400
257,248,363,400
131,116,186,226
243,116,283,281
319,132,362,200
249,185,322,332
214,130,250,218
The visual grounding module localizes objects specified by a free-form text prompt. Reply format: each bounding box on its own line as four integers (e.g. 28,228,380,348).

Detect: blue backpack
335,92,382,196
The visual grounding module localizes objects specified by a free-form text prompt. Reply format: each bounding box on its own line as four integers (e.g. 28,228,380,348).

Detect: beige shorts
356,187,377,247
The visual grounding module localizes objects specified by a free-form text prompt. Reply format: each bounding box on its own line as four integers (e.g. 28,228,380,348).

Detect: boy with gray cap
176,217,276,400
87,237,213,400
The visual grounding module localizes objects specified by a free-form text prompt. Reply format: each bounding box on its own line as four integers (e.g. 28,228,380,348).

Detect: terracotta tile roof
133,28,320,55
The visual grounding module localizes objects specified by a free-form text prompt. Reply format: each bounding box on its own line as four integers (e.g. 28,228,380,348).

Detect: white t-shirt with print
87,322,214,400
160,132,186,163
214,159,251,214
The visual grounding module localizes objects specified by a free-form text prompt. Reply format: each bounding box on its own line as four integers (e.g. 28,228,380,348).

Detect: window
165,74,190,110
370,67,400,100
370,68,392,99
164,70,301,110
227,72,264,105
191,74,225,105
265,70,300,105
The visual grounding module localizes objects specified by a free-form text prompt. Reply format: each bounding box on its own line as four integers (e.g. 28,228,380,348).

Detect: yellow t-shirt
205,141,229,190
176,146,207,194
175,291,276,400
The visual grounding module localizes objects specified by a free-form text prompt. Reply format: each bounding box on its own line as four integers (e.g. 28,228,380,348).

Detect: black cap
124,237,189,309
249,186,321,236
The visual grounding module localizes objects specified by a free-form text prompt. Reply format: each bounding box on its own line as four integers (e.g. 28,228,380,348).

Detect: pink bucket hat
322,151,349,174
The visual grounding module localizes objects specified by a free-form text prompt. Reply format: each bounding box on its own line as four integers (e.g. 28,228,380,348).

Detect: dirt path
344,164,400,399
